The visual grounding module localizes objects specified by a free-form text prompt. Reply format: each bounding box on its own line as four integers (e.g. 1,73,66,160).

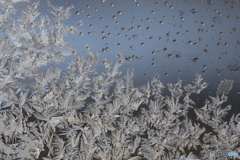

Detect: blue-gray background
15,0,240,112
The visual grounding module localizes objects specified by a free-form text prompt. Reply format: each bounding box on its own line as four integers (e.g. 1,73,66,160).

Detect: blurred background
14,0,240,113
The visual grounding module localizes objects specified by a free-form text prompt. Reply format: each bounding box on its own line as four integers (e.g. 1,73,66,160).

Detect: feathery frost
0,0,239,159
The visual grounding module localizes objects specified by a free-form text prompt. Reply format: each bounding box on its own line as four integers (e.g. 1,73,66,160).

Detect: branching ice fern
0,0,239,160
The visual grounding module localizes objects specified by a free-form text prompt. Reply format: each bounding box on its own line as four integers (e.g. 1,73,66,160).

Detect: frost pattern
0,1,239,160
216,79,233,95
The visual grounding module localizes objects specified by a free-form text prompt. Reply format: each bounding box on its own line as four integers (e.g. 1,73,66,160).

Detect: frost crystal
216,79,233,95
0,0,239,160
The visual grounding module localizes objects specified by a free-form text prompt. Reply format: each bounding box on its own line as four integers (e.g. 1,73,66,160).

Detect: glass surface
0,0,239,159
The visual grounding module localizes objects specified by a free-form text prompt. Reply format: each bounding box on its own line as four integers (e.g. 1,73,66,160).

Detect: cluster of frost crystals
0,1,240,160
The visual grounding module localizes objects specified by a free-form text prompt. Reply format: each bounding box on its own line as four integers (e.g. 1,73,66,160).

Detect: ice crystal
0,0,239,160
216,79,233,95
